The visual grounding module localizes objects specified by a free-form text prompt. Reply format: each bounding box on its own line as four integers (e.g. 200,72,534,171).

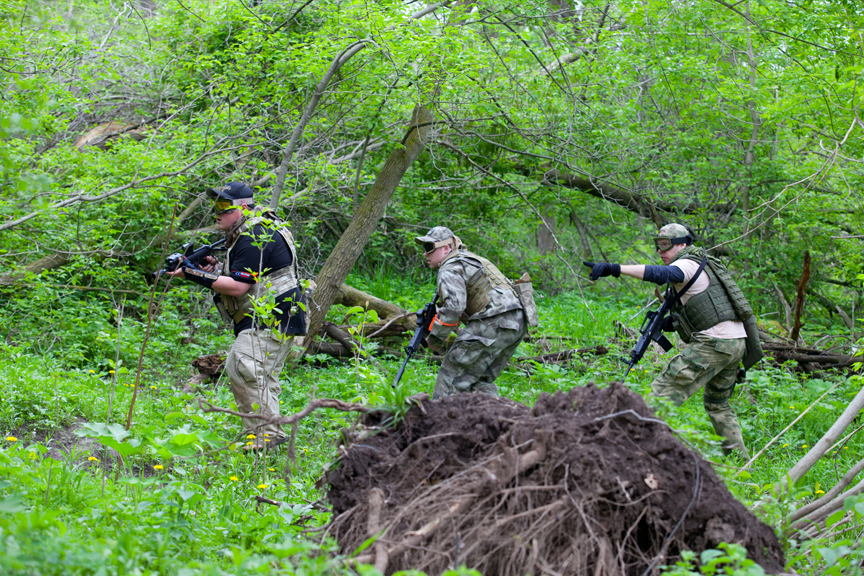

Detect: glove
181,259,218,289
661,314,676,332
583,261,621,281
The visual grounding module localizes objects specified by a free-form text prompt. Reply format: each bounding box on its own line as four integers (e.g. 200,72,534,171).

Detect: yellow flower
230,476,239,482
6,436,17,442
268,468,275,472
246,441,253,446
246,434,256,439
782,444,788,447
802,445,808,449
844,447,849,450
816,490,825,494
88,370,95,374
264,434,270,437
151,386,157,389
88,456,98,461
257,484,268,489
109,370,115,374
790,406,795,410
154,464,164,470
28,452,37,460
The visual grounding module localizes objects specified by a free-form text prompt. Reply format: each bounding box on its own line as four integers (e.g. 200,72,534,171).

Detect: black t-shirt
228,224,306,337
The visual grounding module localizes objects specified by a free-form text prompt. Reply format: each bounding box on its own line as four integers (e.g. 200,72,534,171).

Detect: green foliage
662,543,765,576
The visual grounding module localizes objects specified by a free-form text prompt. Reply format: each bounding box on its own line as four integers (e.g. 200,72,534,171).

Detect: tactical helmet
654,223,693,252
415,226,460,253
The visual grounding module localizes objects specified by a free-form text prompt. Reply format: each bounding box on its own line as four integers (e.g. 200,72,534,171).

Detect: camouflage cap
656,223,690,239
414,226,456,245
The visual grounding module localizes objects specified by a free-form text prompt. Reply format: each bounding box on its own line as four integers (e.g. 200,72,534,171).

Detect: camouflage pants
649,336,749,459
225,328,294,442
433,309,527,400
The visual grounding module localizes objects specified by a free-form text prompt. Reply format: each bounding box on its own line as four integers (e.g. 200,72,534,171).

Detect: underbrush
1,271,863,575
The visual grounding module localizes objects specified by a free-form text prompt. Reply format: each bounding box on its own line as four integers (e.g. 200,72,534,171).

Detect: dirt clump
326,383,785,576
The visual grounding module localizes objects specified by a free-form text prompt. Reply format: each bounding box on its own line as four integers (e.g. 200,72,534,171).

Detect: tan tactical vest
439,249,515,316
221,212,299,324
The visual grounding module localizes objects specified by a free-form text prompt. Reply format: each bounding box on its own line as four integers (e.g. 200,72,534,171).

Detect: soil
326,383,785,576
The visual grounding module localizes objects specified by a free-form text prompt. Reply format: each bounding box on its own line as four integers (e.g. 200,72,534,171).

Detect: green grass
1,272,863,575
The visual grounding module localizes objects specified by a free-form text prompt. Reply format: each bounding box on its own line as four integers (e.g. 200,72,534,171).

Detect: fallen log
515,346,609,365
762,342,861,371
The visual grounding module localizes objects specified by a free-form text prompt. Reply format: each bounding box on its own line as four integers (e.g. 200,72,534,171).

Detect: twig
367,312,414,339
736,380,843,477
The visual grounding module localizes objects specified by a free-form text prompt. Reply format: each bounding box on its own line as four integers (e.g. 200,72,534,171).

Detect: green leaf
826,509,846,527
0,494,26,513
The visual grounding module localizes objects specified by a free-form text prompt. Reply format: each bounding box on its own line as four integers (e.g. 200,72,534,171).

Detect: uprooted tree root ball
326,383,785,576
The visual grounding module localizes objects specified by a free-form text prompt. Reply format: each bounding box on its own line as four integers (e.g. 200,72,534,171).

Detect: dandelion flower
816,490,825,494
844,447,849,450
279,400,283,404
88,456,98,461
109,370,115,374
802,445,808,449
782,444,788,447
230,476,239,482
246,434,256,439
257,484,268,489
6,436,17,442
88,370,95,374
154,464,164,470
246,441,254,446
790,406,795,410
268,468,275,472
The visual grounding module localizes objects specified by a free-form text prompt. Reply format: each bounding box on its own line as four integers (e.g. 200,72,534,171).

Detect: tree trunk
0,253,70,286
536,205,557,254
305,105,435,345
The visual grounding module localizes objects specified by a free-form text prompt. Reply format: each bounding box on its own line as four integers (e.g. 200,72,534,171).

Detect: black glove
181,259,218,289
661,314,676,332
583,261,621,281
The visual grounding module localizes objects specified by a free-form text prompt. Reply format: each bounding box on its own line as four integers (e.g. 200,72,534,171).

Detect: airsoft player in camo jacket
415,226,537,400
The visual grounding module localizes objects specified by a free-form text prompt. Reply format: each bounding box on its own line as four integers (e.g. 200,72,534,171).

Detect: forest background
1,0,864,574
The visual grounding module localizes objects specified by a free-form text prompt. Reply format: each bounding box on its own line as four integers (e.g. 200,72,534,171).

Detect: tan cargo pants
225,328,294,442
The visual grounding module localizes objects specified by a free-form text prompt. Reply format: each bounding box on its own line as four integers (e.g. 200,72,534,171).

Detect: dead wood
334,284,415,327
779,384,864,495
762,342,860,371
0,252,70,286
515,346,609,364
322,321,360,355
771,279,793,330
790,251,811,342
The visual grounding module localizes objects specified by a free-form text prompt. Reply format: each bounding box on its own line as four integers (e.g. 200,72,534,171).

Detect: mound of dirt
326,383,785,576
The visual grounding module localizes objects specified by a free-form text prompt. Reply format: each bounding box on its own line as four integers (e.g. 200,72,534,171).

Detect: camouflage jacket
429,252,522,343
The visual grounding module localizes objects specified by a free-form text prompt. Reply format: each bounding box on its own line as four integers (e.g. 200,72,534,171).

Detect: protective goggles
653,236,688,252
212,198,242,216
422,239,452,254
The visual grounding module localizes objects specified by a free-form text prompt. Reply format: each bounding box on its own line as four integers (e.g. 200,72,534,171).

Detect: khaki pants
225,328,293,441
649,335,749,458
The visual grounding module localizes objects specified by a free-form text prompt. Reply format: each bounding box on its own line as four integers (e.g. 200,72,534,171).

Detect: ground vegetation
2,0,864,574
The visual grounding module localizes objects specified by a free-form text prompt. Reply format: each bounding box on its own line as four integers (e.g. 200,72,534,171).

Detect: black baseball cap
207,182,254,201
